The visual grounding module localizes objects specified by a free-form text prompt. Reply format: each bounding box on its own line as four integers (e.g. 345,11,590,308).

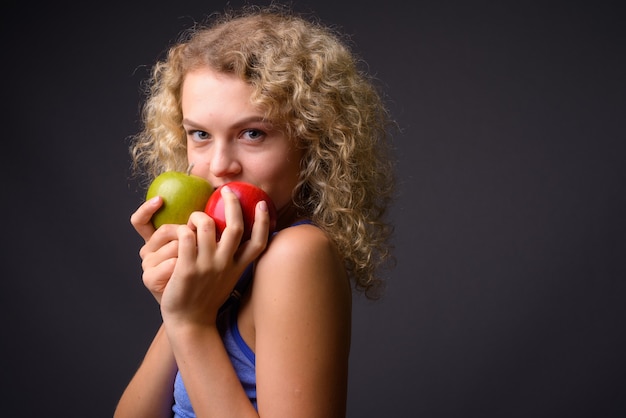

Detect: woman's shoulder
263,221,341,269
253,221,350,302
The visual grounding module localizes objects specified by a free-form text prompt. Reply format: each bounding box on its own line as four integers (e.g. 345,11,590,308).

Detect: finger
141,239,179,268
236,200,270,264
131,196,162,242
140,223,179,258
249,200,270,245
188,211,217,263
142,257,177,294
218,185,244,250
175,224,199,270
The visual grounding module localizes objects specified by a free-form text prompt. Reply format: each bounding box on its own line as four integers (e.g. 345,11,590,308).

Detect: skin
115,67,352,418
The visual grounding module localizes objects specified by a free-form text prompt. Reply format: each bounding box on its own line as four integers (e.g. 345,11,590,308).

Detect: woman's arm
114,324,177,418
253,224,352,417
115,197,179,417
165,321,260,417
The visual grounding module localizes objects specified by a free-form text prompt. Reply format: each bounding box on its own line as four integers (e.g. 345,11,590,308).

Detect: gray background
3,1,625,417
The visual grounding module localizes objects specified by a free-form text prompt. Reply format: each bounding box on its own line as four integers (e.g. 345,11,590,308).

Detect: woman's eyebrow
182,116,272,129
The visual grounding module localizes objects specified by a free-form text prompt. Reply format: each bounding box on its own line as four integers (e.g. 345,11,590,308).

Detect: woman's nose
209,142,242,178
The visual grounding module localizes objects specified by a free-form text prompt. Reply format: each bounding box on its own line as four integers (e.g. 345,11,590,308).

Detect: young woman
115,5,395,418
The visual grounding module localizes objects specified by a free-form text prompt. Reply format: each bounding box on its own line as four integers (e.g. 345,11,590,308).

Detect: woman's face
182,67,303,216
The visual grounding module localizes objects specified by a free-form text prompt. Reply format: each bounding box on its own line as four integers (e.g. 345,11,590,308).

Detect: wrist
163,316,219,343
164,320,222,362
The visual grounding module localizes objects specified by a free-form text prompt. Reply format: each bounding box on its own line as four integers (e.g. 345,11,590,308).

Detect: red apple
204,181,277,242
146,170,214,229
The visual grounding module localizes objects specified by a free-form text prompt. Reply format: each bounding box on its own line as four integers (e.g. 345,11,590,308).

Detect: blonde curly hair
130,5,396,298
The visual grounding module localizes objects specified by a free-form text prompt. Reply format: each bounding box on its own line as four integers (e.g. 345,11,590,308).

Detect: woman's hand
158,185,272,327
130,196,180,304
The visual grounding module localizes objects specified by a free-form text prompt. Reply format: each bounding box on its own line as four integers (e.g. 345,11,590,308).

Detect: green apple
146,170,214,229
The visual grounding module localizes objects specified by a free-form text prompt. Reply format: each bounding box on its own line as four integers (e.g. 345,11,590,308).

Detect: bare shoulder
254,223,351,301
250,222,352,329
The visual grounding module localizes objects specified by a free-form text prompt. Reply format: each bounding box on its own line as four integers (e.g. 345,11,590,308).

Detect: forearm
114,324,177,418
166,322,258,418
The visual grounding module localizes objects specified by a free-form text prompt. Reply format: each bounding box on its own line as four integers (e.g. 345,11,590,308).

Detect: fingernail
149,196,160,205
221,185,232,194
258,200,268,211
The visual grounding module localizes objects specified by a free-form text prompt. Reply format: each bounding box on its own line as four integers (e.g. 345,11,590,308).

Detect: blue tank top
172,220,312,417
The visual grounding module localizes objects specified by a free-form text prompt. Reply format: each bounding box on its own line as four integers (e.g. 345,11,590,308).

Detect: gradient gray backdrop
3,1,625,417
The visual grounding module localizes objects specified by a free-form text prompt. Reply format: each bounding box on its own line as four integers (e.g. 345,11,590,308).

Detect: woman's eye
190,130,209,141
242,129,266,142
